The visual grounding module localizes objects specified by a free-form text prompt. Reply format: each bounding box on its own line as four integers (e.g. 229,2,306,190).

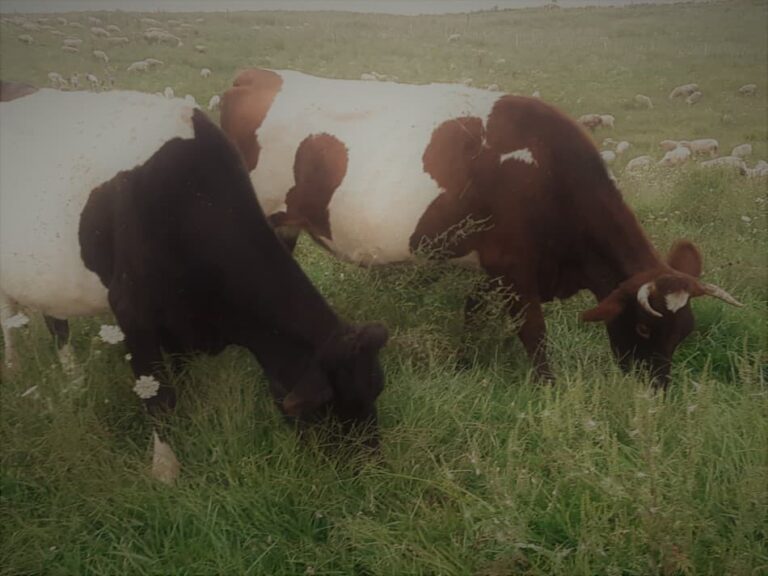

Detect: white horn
637,282,662,318
700,283,743,307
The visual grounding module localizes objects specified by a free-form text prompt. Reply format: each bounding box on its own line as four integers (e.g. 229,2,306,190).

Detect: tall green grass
1,2,767,574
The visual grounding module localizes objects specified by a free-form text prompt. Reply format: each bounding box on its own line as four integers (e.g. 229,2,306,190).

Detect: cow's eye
635,323,651,339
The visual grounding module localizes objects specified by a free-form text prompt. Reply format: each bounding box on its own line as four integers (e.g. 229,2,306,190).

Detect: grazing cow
0,86,388,483
220,69,743,387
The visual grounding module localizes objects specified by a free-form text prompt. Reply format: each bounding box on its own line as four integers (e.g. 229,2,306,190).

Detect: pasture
1,2,767,575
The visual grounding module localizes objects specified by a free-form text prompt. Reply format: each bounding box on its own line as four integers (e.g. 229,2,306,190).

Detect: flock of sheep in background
5,12,766,179
577,81,765,178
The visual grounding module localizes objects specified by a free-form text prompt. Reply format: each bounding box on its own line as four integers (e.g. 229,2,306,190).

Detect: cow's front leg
115,310,181,485
515,298,554,382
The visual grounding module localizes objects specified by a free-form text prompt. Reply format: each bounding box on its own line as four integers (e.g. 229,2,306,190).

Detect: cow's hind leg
0,292,20,375
44,315,76,374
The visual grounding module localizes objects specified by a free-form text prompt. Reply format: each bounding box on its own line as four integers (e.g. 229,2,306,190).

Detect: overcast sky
0,0,706,15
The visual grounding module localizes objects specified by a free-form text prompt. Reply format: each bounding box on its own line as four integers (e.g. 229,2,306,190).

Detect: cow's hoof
151,431,181,485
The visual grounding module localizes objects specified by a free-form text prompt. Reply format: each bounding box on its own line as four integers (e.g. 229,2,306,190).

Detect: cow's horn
699,282,743,307
637,282,663,318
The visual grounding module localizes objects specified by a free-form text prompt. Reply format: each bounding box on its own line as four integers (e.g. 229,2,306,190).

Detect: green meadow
1,2,766,574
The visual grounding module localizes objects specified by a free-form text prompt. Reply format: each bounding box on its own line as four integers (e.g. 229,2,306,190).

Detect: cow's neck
578,190,662,300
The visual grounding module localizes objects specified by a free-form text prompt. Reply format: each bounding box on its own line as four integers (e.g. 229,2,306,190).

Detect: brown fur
219,69,283,171
0,80,38,102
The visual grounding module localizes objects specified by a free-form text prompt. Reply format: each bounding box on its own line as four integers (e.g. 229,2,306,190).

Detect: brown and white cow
0,84,388,482
220,68,742,387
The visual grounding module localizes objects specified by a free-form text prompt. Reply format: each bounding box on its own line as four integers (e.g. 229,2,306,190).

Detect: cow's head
581,241,741,388
281,323,389,444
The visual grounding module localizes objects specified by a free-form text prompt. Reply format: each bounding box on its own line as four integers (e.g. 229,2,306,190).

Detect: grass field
1,2,767,575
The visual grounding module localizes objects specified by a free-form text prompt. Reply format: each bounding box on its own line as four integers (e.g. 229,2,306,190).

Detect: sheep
105,24,121,33
448,33,461,43
163,86,175,99
56,17,68,26
48,72,67,89
93,50,109,64
360,73,376,81
127,60,150,72
658,146,691,167
624,155,653,172
140,17,161,26
685,91,703,105
143,58,164,69
668,83,699,100
486,83,500,91
578,114,603,131
200,68,212,79
21,22,40,31
746,160,768,178
50,30,67,36
90,26,110,38
61,45,79,53
184,94,197,105
531,90,541,98
602,138,617,149
600,150,617,165
86,73,99,90
600,114,615,128
615,141,631,156
194,44,207,53
681,138,718,157
700,156,747,174
62,37,82,47
737,83,757,96
208,94,221,111
105,36,130,45
659,139,680,151
18,34,34,44
460,78,474,87
68,22,84,29
69,73,80,90
731,143,752,158
87,16,102,25
143,29,182,46
634,94,653,109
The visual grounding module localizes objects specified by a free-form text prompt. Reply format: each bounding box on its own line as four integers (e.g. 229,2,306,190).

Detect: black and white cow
0,84,388,483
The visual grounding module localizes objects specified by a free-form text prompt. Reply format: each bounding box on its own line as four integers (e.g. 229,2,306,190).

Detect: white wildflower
133,375,160,399
2,312,29,329
99,324,124,344
124,353,132,361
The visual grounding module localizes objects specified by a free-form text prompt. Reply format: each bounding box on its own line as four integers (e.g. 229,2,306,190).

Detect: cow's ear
581,288,628,323
668,240,702,278
355,323,389,351
282,368,333,418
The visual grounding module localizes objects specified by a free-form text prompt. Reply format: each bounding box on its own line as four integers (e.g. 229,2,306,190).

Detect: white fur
0,90,196,322
501,148,536,166
665,290,689,313
250,70,501,265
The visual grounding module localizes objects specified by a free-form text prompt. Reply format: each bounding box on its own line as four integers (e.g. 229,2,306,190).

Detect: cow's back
228,70,502,265
0,89,196,317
